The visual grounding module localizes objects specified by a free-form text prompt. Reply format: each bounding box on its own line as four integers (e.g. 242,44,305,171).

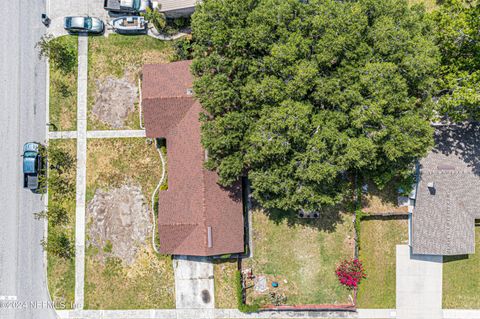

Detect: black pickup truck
104,0,150,14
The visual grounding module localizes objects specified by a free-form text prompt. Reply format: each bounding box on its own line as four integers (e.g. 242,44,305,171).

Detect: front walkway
48,130,146,139
396,245,443,319
74,34,88,310
174,256,215,319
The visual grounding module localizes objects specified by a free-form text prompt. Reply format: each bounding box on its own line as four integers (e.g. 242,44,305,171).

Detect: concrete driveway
396,245,443,319
47,0,109,37
173,256,214,319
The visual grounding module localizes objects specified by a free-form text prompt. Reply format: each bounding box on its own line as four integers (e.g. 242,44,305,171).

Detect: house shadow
443,254,469,263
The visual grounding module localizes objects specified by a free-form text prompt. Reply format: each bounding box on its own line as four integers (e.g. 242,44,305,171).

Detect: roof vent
427,182,435,195
207,226,212,248
186,88,194,96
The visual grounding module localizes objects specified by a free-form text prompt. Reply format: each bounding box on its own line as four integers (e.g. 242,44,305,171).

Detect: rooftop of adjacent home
412,123,480,256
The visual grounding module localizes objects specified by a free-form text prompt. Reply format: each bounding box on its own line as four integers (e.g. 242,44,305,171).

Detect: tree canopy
191,0,439,212
431,0,480,121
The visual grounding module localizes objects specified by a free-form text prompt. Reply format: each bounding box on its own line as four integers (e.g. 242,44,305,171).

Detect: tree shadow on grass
261,203,349,233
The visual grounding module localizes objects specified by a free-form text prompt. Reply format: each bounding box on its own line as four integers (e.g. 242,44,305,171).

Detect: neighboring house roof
142,60,244,256
412,123,480,256
158,0,197,12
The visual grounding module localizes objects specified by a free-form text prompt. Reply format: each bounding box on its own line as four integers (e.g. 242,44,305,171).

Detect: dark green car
64,16,104,34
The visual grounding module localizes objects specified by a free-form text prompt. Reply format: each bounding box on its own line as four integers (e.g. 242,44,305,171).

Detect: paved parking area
396,245,443,319
46,0,109,37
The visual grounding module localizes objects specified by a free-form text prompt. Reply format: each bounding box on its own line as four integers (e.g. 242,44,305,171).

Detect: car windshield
133,0,141,10
24,151,37,158
84,17,92,29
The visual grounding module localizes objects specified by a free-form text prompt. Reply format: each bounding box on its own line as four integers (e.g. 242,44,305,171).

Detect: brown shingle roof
142,61,244,256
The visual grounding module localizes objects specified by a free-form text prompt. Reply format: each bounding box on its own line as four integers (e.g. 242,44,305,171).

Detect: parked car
110,16,147,34
104,0,150,14
23,142,43,191
64,16,105,34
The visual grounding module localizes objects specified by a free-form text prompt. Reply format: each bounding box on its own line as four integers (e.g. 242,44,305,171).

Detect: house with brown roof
412,123,480,255
141,60,245,256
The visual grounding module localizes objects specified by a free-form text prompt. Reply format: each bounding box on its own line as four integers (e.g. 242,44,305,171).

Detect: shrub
42,231,74,259
36,35,77,73
354,208,368,248
34,203,69,226
173,36,194,61
143,7,166,33
335,259,367,289
235,270,260,313
48,144,74,173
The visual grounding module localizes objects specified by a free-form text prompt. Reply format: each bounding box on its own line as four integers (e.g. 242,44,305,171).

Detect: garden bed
356,218,409,308
87,35,174,130
46,139,77,308
243,209,355,307
84,137,174,309
443,225,480,309
48,36,78,131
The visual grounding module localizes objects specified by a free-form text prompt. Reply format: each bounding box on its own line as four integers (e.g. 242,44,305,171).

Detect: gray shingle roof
412,123,480,256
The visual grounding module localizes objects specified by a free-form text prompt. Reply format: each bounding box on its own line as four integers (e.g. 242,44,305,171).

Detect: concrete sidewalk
56,309,360,319
86,130,146,138
74,35,88,310
396,245,443,319
49,130,147,139
49,131,77,139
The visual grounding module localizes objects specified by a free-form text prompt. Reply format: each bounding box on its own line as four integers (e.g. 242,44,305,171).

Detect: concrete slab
396,245,443,319
443,310,480,319
86,130,146,138
74,35,88,310
173,256,214,312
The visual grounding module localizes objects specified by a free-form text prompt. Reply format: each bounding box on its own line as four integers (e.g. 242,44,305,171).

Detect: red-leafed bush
335,259,366,289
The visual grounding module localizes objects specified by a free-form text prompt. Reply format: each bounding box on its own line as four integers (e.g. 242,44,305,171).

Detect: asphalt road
0,0,57,318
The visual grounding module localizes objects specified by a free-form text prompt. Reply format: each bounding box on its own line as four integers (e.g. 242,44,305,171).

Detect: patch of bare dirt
92,75,138,128
87,184,151,264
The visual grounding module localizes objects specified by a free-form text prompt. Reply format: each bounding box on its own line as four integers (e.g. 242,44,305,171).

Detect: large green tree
431,0,480,121
192,0,439,212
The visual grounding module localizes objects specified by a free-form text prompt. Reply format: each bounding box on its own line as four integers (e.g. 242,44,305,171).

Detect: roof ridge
445,192,452,254
201,141,209,254
158,222,199,226
143,95,195,101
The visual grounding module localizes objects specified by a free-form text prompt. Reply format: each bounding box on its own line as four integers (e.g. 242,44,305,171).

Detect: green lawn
84,247,175,309
244,209,354,306
47,139,77,308
87,35,174,130
84,137,174,309
443,226,480,308
49,36,78,131
214,259,238,308
86,138,163,206
356,218,409,308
